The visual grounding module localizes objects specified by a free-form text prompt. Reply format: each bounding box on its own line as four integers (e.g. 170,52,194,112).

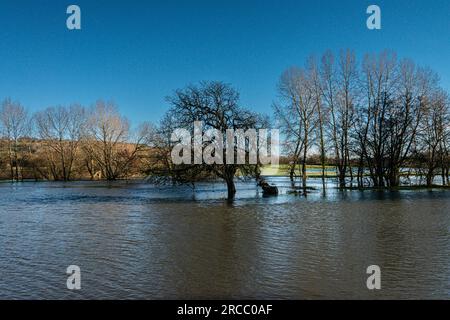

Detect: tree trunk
388,167,400,187
338,168,346,188
226,178,236,200
301,160,307,191
426,169,434,187
289,163,297,189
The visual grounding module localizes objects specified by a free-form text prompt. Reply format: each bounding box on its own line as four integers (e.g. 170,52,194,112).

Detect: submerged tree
307,56,328,190
358,53,438,187
34,105,86,181
0,50,449,192
0,98,30,181
276,50,450,190
274,67,316,191
153,81,269,200
82,101,147,180
415,88,450,186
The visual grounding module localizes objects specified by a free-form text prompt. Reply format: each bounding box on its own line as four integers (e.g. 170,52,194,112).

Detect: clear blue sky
0,0,449,125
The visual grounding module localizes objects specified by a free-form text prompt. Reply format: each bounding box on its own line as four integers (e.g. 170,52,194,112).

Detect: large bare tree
157,81,267,200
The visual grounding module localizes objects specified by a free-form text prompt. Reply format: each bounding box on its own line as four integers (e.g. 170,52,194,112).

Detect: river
0,178,449,299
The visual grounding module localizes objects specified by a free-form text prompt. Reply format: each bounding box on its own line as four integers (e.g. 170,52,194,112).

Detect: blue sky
0,0,449,125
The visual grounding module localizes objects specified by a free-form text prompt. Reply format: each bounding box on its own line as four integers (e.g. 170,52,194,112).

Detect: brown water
0,179,449,299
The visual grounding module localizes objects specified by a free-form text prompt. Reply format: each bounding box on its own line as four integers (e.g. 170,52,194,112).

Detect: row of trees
146,81,269,199
1,50,449,198
0,82,274,199
274,50,450,188
0,100,151,181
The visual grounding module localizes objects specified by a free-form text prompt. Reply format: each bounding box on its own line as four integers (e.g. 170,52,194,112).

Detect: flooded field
0,178,449,299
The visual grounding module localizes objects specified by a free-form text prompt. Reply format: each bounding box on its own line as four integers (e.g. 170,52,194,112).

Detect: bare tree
0,98,30,181
277,50,449,190
158,81,267,200
276,67,316,191
416,88,449,186
82,101,146,180
358,51,399,187
34,105,86,181
144,112,194,184
320,50,358,188
307,56,328,189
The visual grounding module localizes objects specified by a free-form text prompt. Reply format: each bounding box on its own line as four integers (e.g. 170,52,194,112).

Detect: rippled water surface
0,179,449,299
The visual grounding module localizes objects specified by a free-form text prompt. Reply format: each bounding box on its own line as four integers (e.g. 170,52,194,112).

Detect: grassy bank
261,164,338,177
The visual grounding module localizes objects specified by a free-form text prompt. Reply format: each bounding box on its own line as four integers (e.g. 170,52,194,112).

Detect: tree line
0,100,152,181
1,50,449,199
274,50,449,189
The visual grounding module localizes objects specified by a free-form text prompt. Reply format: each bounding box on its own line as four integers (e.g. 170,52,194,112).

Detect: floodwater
0,178,449,299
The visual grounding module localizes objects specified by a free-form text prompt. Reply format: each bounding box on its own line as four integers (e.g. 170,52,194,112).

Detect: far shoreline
1,176,450,193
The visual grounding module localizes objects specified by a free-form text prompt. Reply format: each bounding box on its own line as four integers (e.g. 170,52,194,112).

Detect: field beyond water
261,164,338,177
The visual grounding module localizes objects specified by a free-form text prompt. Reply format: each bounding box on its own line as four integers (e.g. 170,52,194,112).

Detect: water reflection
0,178,449,299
